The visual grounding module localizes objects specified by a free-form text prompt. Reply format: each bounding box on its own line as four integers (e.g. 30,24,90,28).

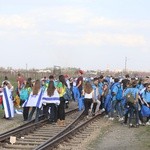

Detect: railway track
0,115,45,138
0,108,81,150
0,103,105,150
36,113,104,150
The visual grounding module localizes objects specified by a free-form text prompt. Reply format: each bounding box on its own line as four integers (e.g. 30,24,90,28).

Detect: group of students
1,72,150,128
0,74,72,126
77,74,150,127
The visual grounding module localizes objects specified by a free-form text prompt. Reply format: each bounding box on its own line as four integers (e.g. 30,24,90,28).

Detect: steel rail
36,113,103,150
0,108,78,143
34,110,84,150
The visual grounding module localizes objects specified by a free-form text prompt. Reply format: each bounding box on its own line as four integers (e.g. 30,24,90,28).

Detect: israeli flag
42,89,60,105
2,87,14,118
22,89,43,108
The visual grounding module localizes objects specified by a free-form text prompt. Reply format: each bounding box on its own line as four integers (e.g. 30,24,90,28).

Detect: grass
87,120,150,150
0,108,4,118
135,125,150,149
86,123,112,150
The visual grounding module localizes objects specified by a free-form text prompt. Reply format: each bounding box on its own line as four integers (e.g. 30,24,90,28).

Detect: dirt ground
0,101,78,134
85,118,150,150
0,108,150,150
0,113,24,134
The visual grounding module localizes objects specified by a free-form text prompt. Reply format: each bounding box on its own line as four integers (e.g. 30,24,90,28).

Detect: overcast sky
0,0,150,71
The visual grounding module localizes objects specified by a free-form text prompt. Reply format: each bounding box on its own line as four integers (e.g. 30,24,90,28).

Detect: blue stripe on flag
22,100,27,107
43,97,60,101
3,88,11,117
36,90,43,108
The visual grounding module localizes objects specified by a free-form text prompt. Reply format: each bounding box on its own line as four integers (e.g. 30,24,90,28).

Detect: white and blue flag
1,87,14,118
22,89,43,108
42,89,60,105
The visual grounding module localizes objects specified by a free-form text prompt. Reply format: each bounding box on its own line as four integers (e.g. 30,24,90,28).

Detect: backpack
19,88,29,101
63,88,72,100
116,85,123,100
125,92,135,104
141,104,150,117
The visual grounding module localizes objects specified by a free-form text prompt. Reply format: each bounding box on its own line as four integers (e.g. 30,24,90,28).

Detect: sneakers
88,109,92,117
129,123,139,128
118,117,124,122
146,121,150,125
86,115,89,119
104,115,109,118
139,120,142,125
15,109,23,115
86,115,92,119
141,123,146,126
129,123,134,128
135,124,139,128
139,120,145,126
109,117,114,121
100,108,105,113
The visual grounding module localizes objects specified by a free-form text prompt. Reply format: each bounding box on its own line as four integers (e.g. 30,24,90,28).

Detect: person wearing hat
76,70,84,97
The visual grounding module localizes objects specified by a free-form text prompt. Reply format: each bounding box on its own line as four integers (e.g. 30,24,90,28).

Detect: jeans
100,96,105,110
43,103,58,122
28,107,40,122
57,97,66,120
91,100,101,114
23,107,30,121
84,98,93,116
110,100,123,118
78,88,82,98
128,103,139,125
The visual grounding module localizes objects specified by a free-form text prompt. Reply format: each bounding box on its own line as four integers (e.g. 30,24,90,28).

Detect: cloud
0,6,89,32
1,5,149,31
21,6,90,25
44,31,146,47
0,15,35,30
97,33,146,47
0,5,148,48
140,45,150,53
45,31,70,37
88,16,150,29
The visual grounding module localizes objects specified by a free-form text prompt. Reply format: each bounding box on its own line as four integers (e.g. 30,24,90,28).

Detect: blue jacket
124,87,139,99
98,82,103,96
111,82,120,101
141,90,150,103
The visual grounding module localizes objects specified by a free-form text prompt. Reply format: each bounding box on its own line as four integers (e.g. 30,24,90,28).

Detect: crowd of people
79,74,150,127
0,71,150,128
0,73,71,126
